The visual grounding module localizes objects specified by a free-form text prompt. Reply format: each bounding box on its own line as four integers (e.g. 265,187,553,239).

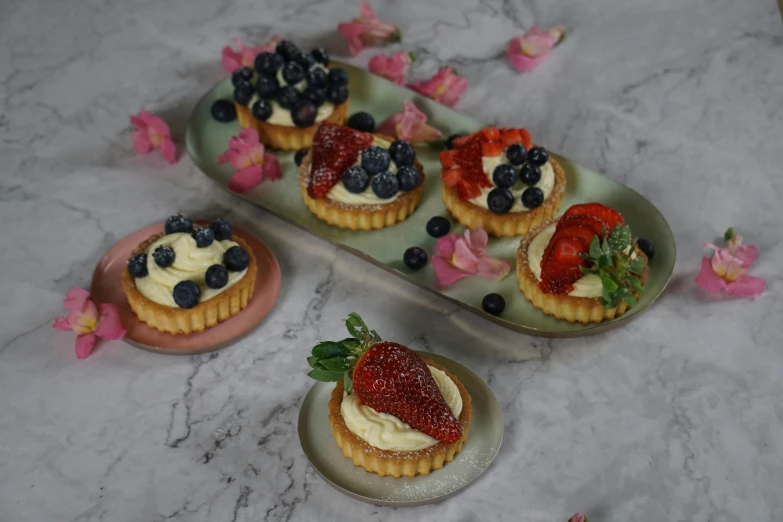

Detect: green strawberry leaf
429,138,446,150
600,275,618,293
598,253,612,269
318,357,352,372
579,265,599,276
589,236,602,258
345,313,367,339
608,225,631,253
628,256,646,274
307,355,322,369
627,275,644,293
312,341,352,360
343,370,353,393
724,227,735,242
307,369,344,382
617,286,636,306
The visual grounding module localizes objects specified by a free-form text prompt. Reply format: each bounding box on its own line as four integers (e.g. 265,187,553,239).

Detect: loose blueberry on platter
426,216,451,238
637,238,655,260
210,99,237,122
403,247,428,270
481,293,505,315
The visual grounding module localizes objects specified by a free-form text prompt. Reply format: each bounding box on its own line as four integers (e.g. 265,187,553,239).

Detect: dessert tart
121,215,257,334
439,127,566,237
516,203,649,323
230,40,349,150
299,122,425,230
307,314,472,478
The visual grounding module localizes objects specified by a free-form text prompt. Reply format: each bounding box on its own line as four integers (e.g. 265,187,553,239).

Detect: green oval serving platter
186,62,675,337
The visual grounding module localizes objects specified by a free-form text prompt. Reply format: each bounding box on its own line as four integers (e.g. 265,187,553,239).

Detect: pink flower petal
217,148,241,167
221,46,242,73
74,333,97,360
263,153,282,181
229,165,264,193
467,228,488,254
52,316,72,332
95,304,126,340
239,127,260,143
376,113,402,137
408,67,467,108
63,288,91,315
452,239,479,273
732,244,759,267
359,0,377,20
726,275,766,299
518,27,556,57
476,255,511,281
132,130,154,155
431,256,472,287
368,51,412,85
160,137,177,164
130,114,147,131
140,112,171,138
337,1,400,55
337,23,368,56
435,234,458,258
694,256,727,294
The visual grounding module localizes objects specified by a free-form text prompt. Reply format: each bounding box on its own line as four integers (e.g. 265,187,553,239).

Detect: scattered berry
403,247,428,270
528,146,549,166
397,165,421,191
301,86,326,106
153,246,176,268
326,83,349,104
275,85,299,109
371,171,400,199
292,51,315,69
291,99,318,128
328,67,349,85
127,253,148,278
389,140,416,167
275,40,300,61
305,65,327,88
426,216,451,238
172,280,201,309
209,219,233,241
256,74,279,99
342,166,370,193
165,214,193,234
255,52,284,75
311,48,329,65
205,264,229,289
637,238,655,260
210,99,237,122
519,163,541,186
308,123,373,198
521,186,544,209
347,111,375,133
223,246,250,271
191,227,215,248
505,144,527,165
487,187,514,214
233,81,254,105
294,149,309,167
492,164,518,188
481,293,505,315
361,146,391,174
562,203,624,232
251,99,272,121
282,62,304,85
445,134,464,150
231,67,253,86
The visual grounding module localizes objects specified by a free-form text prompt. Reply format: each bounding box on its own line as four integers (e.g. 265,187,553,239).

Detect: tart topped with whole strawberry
298,122,426,231
516,203,649,323
439,126,566,237
307,313,471,478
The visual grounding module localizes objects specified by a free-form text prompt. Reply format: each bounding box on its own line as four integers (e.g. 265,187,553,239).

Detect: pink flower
130,111,176,164
507,25,567,73
53,288,126,359
337,1,401,56
368,51,414,85
221,35,282,73
431,228,510,287
568,514,587,522
376,100,442,143
217,128,282,193
695,228,766,299
407,67,467,108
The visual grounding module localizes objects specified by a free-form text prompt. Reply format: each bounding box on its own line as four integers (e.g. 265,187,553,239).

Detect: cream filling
341,365,462,452
135,233,247,307
246,64,334,127
324,136,403,205
469,154,555,212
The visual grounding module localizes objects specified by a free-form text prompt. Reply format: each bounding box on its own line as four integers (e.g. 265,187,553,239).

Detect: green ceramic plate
297,351,502,506
186,63,675,337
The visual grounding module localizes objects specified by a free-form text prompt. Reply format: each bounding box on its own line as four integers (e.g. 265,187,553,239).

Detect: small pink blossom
218,128,282,193
507,26,567,73
376,100,442,143
368,51,414,85
130,111,176,164
431,228,510,287
568,514,587,522
53,288,125,359
221,35,282,73
337,1,401,56
695,228,766,299
407,66,467,108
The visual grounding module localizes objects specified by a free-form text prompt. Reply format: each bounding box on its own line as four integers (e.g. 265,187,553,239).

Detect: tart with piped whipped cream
517,203,649,323
231,40,348,151
439,127,565,237
121,215,257,334
308,313,471,478
299,122,425,230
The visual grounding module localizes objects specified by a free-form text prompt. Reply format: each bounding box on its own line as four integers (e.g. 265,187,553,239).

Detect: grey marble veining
1,0,782,521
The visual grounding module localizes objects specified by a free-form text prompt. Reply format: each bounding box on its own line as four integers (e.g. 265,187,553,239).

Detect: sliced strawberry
442,167,464,188
451,131,482,148
439,150,457,168
540,237,588,295
542,225,596,264
480,127,500,142
563,203,625,232
518,128,533,150
482,142,505,157
308,123,373,199
456,179,482,200
500,128,523,145
556,215,609,238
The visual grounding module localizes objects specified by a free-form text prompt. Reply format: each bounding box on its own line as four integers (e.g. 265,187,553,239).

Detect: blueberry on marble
426,216,451,238
231,67,254,86
361,146,391,174
127,253,148,278
325,83,349,104
343,166,370,193
506,144,527,166
294,149,309,167
292,52,315,69
301,86,326,106
445,134,464,150
275,40,300,61
528,146,549,166
172,280,201,309
492,164,517,188
292,99,318,128
256,74,279,99
252,99,272,121
521,186,544,209
209,219,233,241
327,67,349,86
487,187,514,214
165,214,193,234
275,86,299,110
205,264,229,289
282,62,304,85
153,246,176,268
210,99,237,122
389,140,415,167
233,81,254,105
347,111,375,133
397,165,421,191
371,171,399,199
306,65,327,88
403,247,428,270
481,293,505,315
311,48,329,66
191,227,215,248
637,238,655,260
519,163,541,186
255,52,285,75
224,246,250,271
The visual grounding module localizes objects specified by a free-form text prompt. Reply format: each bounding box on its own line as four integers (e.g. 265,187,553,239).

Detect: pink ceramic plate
90,221,281,355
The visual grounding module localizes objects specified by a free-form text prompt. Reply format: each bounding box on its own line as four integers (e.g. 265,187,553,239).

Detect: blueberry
481,293,505,315
492,164,517,188
445,134,464,150
292,52,315,69
153,246,176,268
205,264,229,289
361,146,391,174
403,247,428,270
389,140,416,167
275,40,300,61
172,280,201,309
487,187,514,214
528,147,549,166
282,62,304,85
519,163,541,186
231,67,254,86
301,86,326,106
291,99,318,128
397,165,421,191
233,81,254,105
127,253,148,278
255,52,285,75
347,111,375,133
224,246,250,271
325,83,349,104
521,187,544,209
294,149,309,167
191,227,215,248
637,238,655,260
426,216,451,238
328,67,349,85
210,99,237,122
311,48,329,65
371,171,399,199
342,166,369,193
275,85,299,109
165,214,193,234
506,144,527,165
251,99,272,121
256,74,279,99
306,65,327,88
209,219,233,241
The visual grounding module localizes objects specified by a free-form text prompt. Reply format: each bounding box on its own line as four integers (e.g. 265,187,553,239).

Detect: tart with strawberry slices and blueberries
307,313,471,478
299,122,426,230
439,127,566,237
517,203,649,323
230,40,349,150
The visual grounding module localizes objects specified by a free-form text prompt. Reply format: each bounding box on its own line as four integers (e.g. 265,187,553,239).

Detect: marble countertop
2,0,782,521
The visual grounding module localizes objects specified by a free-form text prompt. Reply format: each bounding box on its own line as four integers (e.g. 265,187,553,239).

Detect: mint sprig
579,224,647,309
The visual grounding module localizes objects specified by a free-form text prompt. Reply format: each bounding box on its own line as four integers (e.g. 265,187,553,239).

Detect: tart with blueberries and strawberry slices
121,215,257,334
307,313,471,478
299,122,425,230
439,127,566,237
230,40,349,150
517,203,649,323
